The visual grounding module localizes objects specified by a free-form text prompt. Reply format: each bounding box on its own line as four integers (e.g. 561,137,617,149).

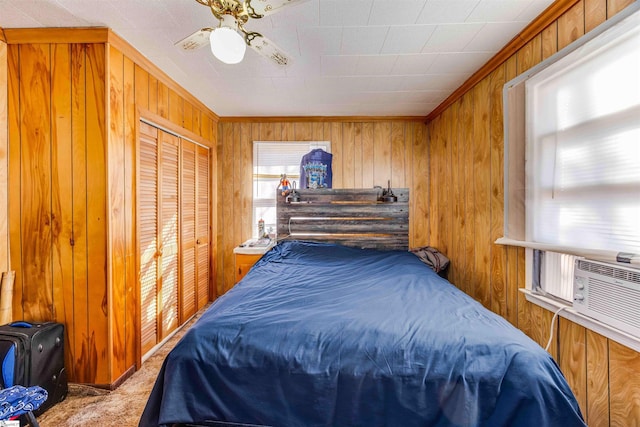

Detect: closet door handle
196,239,201,244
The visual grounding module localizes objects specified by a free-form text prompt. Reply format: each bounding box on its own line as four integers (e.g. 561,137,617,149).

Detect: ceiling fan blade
245,0,312,18
175,28,213,51
246,33,293,66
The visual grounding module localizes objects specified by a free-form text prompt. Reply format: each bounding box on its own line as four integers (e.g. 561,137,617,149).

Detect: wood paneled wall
108,42,217,386
425,0,639,425
107,43,217,385
5,29,217,387
216,120,428,295
7,42,109,383
0,40,8,274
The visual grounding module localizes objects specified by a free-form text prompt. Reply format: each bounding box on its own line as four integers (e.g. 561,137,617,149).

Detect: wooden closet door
159,131,180,337
138,123,180,357
138,122,159,356
196,145,211,308
180,141,197,322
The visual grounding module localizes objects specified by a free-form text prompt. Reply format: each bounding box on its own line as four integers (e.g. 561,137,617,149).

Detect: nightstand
233,239,275,283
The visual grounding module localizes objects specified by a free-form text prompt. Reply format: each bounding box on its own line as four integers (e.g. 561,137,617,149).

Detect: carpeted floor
37,307,207,427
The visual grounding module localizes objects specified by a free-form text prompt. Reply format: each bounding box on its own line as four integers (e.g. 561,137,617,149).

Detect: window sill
520,288,640,353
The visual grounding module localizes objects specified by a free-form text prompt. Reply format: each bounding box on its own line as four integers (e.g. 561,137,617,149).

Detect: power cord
545,305,568,352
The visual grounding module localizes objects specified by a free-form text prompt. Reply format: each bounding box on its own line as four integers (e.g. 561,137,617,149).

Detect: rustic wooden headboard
276,188,409,250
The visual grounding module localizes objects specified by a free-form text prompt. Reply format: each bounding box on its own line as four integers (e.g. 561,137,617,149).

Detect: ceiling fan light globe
210,27,246,64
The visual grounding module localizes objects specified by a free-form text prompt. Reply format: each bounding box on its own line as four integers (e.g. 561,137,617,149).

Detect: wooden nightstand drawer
235,253,264,283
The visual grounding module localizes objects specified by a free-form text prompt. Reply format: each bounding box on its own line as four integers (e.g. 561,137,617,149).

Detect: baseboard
109,365,136,390
73,364,136,391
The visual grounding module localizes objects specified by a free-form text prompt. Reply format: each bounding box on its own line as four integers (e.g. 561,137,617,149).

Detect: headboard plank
277,188,409,250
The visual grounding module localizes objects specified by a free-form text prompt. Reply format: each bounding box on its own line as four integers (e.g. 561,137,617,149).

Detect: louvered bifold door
159,131,180,338
196,145,211,308
180,141,197,322
138,122,159,356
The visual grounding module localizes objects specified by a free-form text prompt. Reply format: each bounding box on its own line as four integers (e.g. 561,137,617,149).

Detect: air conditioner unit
573,259,640,337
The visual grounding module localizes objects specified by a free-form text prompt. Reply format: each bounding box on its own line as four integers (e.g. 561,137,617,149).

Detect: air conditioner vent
588,278,640,330
574,259,640,338
576,259,640,285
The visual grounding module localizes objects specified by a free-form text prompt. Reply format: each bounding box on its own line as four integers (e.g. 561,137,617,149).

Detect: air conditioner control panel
573,275,587,304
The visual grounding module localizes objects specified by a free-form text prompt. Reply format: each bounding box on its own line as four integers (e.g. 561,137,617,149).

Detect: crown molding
218,115,427,123
2,27,109,44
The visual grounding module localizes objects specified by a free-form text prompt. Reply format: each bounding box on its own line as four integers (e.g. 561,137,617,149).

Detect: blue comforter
140,241,585,427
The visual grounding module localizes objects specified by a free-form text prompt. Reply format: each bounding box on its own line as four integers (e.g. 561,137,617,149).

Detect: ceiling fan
175,0,310,66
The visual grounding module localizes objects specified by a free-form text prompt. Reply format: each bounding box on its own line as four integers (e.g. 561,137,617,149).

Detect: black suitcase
0,321,68,416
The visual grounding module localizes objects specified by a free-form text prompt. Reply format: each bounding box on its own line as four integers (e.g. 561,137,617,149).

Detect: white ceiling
0,0,554,117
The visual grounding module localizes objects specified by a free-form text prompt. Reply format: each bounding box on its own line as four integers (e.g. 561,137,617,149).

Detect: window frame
499,1,640,265
252,141,331,239
498,2,640,353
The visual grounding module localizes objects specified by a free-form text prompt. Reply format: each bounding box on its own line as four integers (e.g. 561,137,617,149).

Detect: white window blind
253,141,330,238
525,14,640,255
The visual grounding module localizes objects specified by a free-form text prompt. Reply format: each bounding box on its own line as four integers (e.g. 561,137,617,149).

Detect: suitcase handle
9,321,33,328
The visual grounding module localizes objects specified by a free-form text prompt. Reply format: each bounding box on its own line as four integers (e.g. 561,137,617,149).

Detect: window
525,17,640,257
252,141,330,238
501,4,640,302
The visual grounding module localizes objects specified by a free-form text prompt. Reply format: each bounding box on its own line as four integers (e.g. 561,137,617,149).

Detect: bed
139,239,586,427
